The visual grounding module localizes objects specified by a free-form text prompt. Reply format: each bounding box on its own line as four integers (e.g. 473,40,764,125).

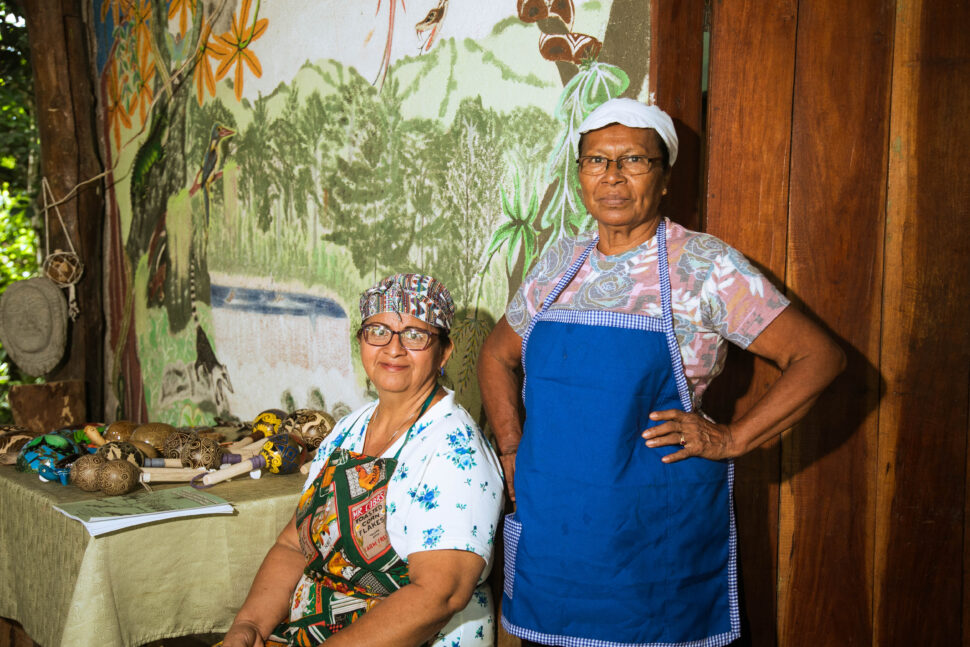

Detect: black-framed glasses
576,155,663,176
359,323,438,351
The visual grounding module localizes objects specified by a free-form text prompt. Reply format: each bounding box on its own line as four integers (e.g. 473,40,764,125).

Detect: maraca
279,409,336,450
194,433,306,488
227,409,287,452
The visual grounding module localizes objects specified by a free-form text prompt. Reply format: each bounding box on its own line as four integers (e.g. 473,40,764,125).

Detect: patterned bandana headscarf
359,273,455,331
577,98,679,167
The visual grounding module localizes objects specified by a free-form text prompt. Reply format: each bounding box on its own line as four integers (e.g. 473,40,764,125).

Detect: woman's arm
477,316,525,500
644,306,846,461
320,549,485,647
221,513,306,647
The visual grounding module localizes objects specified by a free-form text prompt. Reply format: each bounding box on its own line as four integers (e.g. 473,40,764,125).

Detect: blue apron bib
501,220,740,647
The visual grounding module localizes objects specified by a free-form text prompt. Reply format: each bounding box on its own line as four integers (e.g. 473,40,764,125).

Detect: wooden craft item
96,441,144,466
97,459,141,495
103,420,138,443
142,457,182,468
9,380,85,435
70,453,106,492
179,435,223,469
0,425,35,466
129,439,159,458
163,430,197,459
236,440,269,458
130,422,175,454
139,466,207,483
227,409,287,452
83,424,107,446
279,409,336,450
196,433,306,487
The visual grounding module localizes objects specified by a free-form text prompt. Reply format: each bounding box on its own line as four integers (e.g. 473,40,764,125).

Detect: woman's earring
662,188,668,196
440,366,445,376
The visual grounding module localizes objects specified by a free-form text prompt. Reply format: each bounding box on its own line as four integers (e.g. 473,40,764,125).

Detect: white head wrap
577,98,679,167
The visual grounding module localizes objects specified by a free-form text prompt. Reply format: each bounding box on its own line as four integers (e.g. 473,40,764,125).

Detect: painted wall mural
94,0,652,429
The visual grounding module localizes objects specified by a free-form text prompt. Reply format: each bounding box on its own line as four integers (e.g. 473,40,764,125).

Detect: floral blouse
507,218,790,408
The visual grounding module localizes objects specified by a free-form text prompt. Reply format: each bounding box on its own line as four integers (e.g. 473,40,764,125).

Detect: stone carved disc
0,277,67,376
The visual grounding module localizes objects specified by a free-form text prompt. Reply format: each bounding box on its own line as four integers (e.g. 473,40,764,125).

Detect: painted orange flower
105,59,132,148
100,0,136,24
167,0,196,37
127,50,156,125
131,0,153,63
211,0,268,101
193,20,218,106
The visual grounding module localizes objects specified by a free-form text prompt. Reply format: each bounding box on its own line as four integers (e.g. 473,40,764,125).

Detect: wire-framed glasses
359,323,438,351
576,155,663,176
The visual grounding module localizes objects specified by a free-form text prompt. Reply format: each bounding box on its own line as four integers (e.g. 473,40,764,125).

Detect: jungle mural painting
94,0,652,428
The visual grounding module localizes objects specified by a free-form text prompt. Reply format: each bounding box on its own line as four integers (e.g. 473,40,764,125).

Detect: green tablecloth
0,466,305,647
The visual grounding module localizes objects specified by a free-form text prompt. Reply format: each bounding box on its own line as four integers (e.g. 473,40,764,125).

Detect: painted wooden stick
142,457,182,468
194,434,306,488
140,467,208,483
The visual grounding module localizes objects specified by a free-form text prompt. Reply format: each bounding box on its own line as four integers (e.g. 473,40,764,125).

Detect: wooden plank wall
690,0,970,645
877,0,970,645
702,2,797,644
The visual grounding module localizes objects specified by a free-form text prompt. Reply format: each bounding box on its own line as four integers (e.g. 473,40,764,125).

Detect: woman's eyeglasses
359,323,438,351
576,155,663,176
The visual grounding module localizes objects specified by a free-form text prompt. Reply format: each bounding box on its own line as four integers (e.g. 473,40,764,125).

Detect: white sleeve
390,419,504,568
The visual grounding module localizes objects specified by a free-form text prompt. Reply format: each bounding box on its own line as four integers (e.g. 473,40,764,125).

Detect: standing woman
478,99,845,646
221,273,503,646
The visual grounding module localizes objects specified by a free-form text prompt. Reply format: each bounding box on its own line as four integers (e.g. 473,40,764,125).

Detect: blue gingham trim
500,461,740,647
539,308,666,333
502,514,521,599
653,221,692,413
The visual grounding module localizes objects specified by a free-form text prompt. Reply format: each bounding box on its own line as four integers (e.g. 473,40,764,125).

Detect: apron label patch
350,485,391,563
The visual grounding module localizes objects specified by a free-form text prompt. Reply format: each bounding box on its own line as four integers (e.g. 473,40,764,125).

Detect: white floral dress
301,389,504,645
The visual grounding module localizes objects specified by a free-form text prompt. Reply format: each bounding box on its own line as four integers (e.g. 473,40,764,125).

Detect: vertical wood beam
649,0,705,232
703,1,798,644
877,0,970,645
779,0,894,643
22,0,105,421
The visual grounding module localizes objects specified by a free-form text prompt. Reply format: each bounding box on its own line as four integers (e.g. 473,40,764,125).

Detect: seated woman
220,273,504,647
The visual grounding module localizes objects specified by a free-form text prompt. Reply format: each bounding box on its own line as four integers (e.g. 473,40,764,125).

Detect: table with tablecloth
0,467,304,647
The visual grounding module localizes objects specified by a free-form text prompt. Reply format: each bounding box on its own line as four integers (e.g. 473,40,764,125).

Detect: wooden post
22,0,105,421
649,0,705,233
876,0,970,645
779,0,893,643
703,2,798,644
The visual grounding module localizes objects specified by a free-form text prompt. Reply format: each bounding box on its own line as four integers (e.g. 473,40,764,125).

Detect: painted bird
190,124,236,229
415,0,449,52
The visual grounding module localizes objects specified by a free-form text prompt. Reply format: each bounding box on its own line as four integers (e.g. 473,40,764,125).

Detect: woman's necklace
368,384,439,456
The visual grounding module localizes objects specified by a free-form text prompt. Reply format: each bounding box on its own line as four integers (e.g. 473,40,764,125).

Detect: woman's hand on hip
642,410,736,463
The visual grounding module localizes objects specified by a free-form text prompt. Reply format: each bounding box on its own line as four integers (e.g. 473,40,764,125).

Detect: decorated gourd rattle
226,409,287,452
193,433,306,488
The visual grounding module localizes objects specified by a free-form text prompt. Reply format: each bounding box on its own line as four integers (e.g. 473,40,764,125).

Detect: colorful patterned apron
275,387,438,645
501,220,740,647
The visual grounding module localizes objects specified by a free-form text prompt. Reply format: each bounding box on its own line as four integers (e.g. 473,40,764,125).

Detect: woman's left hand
642,410,737,463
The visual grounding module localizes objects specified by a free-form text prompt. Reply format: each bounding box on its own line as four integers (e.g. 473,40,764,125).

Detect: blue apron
501,220,740,647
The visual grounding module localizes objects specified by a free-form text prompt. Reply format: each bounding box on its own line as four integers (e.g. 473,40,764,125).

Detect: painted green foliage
97,0,639,422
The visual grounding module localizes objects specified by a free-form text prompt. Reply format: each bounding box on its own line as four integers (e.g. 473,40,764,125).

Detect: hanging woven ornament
40,178,84,321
